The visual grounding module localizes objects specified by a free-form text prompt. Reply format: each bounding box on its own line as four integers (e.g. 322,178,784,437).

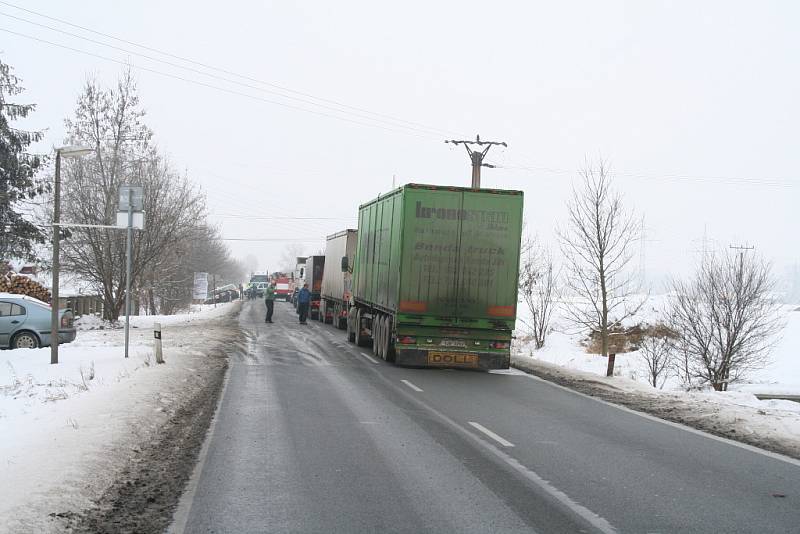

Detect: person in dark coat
297,283,311,324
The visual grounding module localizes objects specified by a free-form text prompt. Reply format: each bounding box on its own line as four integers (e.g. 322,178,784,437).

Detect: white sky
4,0,798,286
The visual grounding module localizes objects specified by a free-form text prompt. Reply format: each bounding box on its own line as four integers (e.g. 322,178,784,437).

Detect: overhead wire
0,2,465,138
0,27,441,141
0,10,458,139
492,160,799,188
4,2,794,202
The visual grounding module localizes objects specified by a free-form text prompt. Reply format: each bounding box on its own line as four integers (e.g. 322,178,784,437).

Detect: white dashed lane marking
468,421,514,447
358,352,379,365
401,379,424,392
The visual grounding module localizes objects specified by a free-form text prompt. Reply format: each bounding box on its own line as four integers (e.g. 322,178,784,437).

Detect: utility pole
124,185,133,358
445,134,507,188
729,243,755,275
51,152,61,365
729,243,755,259
50,145,93,365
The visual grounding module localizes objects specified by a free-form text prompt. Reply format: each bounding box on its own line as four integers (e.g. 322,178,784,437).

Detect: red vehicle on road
274,277,292,301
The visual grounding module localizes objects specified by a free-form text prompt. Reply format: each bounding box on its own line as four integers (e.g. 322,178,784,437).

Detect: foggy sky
5,0,798,288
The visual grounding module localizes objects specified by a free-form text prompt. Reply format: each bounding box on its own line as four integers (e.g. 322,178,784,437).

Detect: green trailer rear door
399,188,463,317
455,190,523,321
398,186,523,323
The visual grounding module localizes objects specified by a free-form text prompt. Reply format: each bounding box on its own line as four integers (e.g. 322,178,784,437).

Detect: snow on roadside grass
513,296,800,457
75,302,236,331
515,296,800,396
0,301,238,533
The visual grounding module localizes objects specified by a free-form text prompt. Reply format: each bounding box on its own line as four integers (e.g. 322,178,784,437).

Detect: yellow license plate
427,352,479,367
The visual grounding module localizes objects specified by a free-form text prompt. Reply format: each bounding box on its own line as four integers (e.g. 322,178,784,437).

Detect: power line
493,160,799,188
0,26,440,141
220,237,324,242
213,214,356,221
0,1,463,138
0,10,452,138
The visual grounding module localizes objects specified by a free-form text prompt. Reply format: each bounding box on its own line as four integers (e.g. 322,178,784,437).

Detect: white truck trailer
320,229,357,328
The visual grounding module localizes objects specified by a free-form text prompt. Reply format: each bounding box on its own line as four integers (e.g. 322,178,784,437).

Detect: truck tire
384,316,395,363
355,310,370,348
373,314,383,359
337,305,346,330
380,316,392,362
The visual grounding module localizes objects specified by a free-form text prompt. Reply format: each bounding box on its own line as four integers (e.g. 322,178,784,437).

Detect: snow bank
0,301,238,533
75,303,236,331
513,295,800,457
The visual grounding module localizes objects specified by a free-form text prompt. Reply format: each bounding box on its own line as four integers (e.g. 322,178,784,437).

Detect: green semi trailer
346,183,524,370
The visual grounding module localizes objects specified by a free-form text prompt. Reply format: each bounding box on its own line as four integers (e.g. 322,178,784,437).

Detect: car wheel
12,331,40,349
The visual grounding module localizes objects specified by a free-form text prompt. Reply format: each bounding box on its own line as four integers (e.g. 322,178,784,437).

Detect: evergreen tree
0,57,47,262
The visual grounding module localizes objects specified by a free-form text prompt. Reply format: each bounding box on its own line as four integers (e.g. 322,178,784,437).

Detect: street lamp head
56,145,94,158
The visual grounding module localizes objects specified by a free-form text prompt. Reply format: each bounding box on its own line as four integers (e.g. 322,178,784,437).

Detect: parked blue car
0,293,76,349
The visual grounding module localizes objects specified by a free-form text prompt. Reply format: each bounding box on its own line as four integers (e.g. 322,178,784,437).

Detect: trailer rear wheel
380,316,393,362
355,309,370,347
373,315,383,359
382,316,390,360
383,316,395,363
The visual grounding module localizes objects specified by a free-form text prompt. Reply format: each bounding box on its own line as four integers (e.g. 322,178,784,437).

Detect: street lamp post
51,145,93,365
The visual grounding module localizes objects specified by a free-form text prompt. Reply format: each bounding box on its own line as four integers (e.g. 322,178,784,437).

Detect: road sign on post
119,185,144,211
119,184,145,359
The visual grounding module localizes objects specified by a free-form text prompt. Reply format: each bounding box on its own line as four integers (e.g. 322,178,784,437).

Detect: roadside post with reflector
154,322,164,364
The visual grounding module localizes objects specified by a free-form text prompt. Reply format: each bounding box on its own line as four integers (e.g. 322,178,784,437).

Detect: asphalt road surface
173,300,800,533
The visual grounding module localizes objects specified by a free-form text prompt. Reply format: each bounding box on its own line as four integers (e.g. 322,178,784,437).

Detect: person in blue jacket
297,283,311,324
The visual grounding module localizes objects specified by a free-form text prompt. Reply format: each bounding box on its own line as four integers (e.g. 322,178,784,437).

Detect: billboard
192,272,209,300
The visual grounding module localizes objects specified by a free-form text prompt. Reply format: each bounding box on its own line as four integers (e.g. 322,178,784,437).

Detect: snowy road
174,300,800,533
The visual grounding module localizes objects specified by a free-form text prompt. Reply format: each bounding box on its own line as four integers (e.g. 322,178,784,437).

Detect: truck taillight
398,336,416,345
489,341,510,349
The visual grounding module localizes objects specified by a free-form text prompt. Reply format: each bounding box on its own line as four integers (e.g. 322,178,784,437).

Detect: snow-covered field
0,302,239,533
513,296,800,458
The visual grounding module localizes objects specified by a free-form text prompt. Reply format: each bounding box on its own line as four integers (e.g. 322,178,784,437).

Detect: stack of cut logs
0,272,51,303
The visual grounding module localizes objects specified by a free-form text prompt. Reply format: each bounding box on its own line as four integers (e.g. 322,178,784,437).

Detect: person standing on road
264,282,276,323
297,283,311,324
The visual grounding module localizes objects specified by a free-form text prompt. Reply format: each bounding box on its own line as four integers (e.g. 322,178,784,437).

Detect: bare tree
558,161,643,376
638,333,673,389
280,243,306,272
148,225,244,314
668,250,784,391
518,236,558,349
52,71,213,320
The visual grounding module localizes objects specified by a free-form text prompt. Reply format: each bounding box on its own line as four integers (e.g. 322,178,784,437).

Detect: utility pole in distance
445,134,507,188
729,243,755,274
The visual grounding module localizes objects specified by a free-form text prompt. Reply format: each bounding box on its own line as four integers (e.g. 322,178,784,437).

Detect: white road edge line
401,379,424,392
167,365,231,534
358,352,379,364
468,421,515,447
517,370,800,468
